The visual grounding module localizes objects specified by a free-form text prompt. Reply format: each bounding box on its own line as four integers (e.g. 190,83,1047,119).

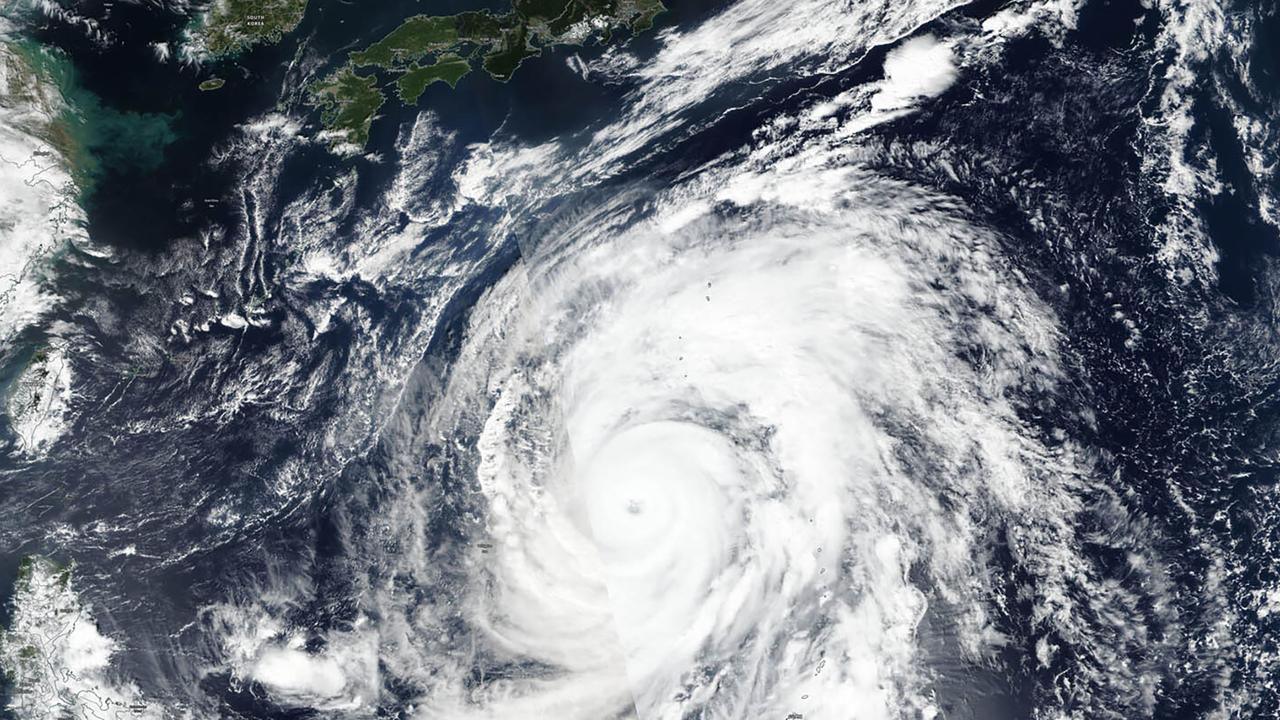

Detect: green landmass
349,15,464,67
199,77,226,91
1,556,155,718
308,67,385,148
193,0,309,56
3,39,92,187
397,56,472,104
482,24,536,81
307,0,665,148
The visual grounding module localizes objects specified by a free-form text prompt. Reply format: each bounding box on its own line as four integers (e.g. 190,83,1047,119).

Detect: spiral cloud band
190,7,1197,710
179,0,1222,716
374,153,1096,719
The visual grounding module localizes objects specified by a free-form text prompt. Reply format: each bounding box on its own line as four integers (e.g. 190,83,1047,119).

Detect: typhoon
2,0,1280,718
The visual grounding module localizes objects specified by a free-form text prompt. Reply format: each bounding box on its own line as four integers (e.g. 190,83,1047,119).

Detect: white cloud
869,34,958,111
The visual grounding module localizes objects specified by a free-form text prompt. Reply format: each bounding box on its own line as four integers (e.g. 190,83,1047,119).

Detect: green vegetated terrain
194,0,310,56
309,67,385,148
307,0,666,148
397,56,472,103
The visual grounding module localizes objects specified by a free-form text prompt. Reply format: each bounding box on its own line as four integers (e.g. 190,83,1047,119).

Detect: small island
306,0,666,149
198,77,226,91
